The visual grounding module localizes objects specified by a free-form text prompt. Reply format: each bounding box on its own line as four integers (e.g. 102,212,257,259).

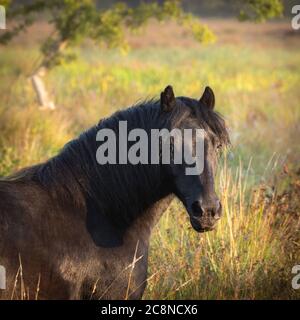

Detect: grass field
0,18,300,299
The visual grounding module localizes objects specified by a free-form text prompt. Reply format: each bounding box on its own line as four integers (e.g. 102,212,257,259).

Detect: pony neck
89,101,172,229
25,101,173,229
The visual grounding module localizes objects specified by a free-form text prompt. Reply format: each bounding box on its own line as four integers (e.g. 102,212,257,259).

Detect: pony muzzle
189,199,222,232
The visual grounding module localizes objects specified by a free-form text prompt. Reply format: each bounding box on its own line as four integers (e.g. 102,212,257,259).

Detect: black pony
0,86,229,299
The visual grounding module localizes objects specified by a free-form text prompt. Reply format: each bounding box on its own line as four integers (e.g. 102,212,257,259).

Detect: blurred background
0,0,299,299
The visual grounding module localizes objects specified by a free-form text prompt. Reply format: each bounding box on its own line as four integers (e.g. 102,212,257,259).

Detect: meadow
0,18,299,299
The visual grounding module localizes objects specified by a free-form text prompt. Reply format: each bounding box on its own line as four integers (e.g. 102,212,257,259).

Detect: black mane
7,98,229,231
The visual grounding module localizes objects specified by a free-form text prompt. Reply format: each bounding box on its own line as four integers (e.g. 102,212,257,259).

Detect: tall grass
145,158,300,299
0,20,299,299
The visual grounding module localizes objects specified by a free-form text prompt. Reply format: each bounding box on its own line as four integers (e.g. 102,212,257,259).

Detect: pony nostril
191,201,203,217
213,201,222,220
213,210,220,220
191,200,222,220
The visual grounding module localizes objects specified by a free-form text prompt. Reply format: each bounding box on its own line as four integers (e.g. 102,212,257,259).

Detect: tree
0,0,283,109
238,0,283,22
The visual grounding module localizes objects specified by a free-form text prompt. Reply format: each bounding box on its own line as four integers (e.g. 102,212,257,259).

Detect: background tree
0,0,284,109
238,0,283,22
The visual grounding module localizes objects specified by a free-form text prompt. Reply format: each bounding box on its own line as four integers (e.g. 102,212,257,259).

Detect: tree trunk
31,67,55,110
30,40,67,110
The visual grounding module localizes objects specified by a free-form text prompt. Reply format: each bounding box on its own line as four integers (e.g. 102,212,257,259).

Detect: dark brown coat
0,86,229,299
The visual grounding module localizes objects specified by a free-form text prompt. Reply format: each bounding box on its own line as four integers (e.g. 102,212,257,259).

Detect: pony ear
160,85,176,112
85,197,124,248
199,86,215,110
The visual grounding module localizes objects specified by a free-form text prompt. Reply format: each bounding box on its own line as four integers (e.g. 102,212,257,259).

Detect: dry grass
0,18,299,299
145,159,300,299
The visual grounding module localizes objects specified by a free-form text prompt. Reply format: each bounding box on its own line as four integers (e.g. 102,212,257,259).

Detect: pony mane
4,96,229,228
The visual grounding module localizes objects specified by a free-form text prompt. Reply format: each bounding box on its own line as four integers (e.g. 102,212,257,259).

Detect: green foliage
0,0,284,70
238,0,283,22
0,0,215,69
184,16,217,44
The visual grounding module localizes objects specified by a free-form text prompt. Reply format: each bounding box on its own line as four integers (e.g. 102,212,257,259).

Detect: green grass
0,34,300,299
